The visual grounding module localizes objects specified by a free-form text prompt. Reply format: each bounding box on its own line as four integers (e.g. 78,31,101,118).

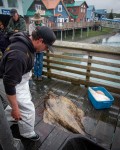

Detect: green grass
56,27,115,41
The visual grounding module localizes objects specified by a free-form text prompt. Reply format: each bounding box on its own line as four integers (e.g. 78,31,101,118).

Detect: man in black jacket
0,26,56,141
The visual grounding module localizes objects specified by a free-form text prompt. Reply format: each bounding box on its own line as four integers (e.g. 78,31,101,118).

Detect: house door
57,18,64,27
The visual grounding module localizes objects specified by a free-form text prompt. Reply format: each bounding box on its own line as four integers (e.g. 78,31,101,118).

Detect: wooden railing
50,22,94,30
43,41,120,94
0,42,120,94
101,21,120,29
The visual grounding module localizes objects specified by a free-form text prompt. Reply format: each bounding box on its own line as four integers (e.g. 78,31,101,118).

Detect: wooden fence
43,41,120,94
51,22,94,30
0,42,120,94
101,21,120,29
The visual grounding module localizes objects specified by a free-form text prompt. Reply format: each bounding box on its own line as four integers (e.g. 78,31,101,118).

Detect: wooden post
72,28,75,40
56,31,59,37
46,51,51,79
86,54,92,88
87,26,89,37
61,30,62,41
80,28,83,38
0,96,17,150
64,30,66,39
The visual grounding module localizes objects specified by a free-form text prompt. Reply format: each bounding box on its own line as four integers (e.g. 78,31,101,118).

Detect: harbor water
101,33,120,47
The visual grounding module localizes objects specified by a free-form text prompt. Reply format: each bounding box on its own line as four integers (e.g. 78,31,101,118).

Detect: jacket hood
9,32,35,54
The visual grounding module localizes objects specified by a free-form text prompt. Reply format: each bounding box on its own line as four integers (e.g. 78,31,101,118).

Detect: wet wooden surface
0,78,120,150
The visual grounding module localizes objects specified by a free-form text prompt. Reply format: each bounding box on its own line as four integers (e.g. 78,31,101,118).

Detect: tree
109,10,113,19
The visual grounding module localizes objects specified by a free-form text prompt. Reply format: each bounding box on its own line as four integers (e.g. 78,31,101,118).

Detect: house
63,0,75,4
86,5,95,21
26,0,69,27
65,1,88,22
94,9,107,21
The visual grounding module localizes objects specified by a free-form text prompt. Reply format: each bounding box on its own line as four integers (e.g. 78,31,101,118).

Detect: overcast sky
75,0,120,13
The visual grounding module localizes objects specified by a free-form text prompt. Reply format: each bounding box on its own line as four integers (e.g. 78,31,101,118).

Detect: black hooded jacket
0,32,35,95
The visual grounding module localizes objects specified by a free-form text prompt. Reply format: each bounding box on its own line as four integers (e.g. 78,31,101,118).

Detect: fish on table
43,91,85,135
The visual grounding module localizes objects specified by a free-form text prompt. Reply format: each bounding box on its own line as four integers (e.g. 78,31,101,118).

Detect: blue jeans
34,52,44,77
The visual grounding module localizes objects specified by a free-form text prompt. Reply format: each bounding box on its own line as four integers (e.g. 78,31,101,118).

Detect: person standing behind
0,21,10,54
0,26,56,141
0,20,5,32
7,9,26,35
29,11,44,80
29,12,44,35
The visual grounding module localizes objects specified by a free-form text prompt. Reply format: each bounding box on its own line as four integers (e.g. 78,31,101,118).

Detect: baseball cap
10,9,18,16
35,26,56,52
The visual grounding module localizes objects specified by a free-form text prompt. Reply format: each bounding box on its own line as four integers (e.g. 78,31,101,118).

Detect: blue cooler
88,87,114,109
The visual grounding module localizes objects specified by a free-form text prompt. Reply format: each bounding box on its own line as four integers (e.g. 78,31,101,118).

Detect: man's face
0,23,4,29
35,20,41,25
32,38,48,52
12,13,19,21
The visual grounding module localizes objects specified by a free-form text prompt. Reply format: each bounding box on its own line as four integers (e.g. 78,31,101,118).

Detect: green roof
26,10,53,17
65,1,84,7
45,10,53,17
26,10,35,16
69,12,78,19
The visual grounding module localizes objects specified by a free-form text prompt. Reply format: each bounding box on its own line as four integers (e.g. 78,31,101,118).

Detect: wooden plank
43,71,85,85
31,78,58,107
111,96,120,150
91,96,120,149
45,53,120,68
111,127,120,150
78,93,101,137
44,58,120,76
89,59,120,68
78,92,119,149
35,121,55,144
54,41,120,54
93,121,114,149
46,53,88,63
44,64,120,83
66,85,85,99
43,71,120,94
90,52,120,60
35,102,44,126
39,127,70,150
51,81,74,96
9,78,120,150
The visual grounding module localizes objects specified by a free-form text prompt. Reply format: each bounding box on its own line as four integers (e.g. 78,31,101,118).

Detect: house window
0,0,3,6
7,0,18,7
35,4,41,11
58,5,62,12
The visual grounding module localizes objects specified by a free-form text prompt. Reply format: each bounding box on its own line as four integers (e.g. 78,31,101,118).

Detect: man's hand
14,30,19,32
7,94,22,121
11,108,22,121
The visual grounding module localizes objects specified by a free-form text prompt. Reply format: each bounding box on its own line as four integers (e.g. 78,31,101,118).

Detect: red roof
42,0,61,9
